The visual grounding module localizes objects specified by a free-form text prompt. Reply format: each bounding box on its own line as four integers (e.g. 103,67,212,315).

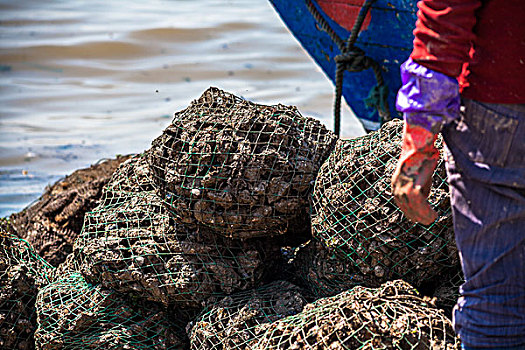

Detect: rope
306,0,391,135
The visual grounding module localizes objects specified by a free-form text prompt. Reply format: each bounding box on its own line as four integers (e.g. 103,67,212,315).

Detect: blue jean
442,99,525,349
462,344,525,350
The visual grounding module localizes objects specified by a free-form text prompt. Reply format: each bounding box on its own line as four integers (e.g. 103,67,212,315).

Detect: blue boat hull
270,0,418,131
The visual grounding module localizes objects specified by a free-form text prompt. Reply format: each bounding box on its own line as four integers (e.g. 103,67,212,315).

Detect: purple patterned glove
396,58,461,134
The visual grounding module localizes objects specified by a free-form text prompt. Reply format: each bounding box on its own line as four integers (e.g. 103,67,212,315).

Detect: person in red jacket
391,0,525,348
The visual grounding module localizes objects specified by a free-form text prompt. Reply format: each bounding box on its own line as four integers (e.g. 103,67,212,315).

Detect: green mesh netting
311,120,456,287
292,240,464,312
1,225,54,350
292,240,365,298
188,280,307,350
73,154,274,307
35,272,186,349
147,87,338,239
9,156,130,267
252,280,459,349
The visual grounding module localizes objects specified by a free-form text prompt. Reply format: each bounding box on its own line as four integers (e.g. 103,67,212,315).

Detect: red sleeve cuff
410,48,463,78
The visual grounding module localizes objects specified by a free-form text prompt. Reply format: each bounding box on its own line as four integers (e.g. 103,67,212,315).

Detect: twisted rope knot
335,48,373,73
306,0,391,135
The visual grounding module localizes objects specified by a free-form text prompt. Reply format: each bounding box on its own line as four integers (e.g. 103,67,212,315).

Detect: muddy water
0,0,364,217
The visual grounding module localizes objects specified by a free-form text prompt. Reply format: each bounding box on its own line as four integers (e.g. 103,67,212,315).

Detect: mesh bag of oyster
35,272,187,350
147,87,338,239
252,280,459,350
1,225,54,350
72,154,279,308
291,240,367,299
8,155,130,267
188,280,308,350
311,120,457,289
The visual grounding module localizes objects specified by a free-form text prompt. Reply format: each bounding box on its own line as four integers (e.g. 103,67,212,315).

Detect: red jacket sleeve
410,0,482,78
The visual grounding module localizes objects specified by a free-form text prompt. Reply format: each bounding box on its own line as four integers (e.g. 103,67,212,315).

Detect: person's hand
391,123,439,225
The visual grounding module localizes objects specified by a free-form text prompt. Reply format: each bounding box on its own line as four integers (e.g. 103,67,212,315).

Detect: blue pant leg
446,154,525,348
442,99,525,349
462,343,525,350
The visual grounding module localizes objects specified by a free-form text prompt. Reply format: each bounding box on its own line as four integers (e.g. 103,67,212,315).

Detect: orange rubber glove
391,123,439,225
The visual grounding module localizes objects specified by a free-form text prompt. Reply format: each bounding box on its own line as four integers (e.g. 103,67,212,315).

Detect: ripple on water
0,0,364,217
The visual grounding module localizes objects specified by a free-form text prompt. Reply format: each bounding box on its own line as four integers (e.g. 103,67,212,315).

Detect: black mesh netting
311,120,457,287
35,272,186,349
1,226,54,350
188,280,307,350
431,266,464,316
251,280,459,349
9,156,130,267
292,240,365,298
147,87,338,239
73,154,277,307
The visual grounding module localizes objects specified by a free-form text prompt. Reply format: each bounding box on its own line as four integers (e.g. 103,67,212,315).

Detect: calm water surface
0,0,364,217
